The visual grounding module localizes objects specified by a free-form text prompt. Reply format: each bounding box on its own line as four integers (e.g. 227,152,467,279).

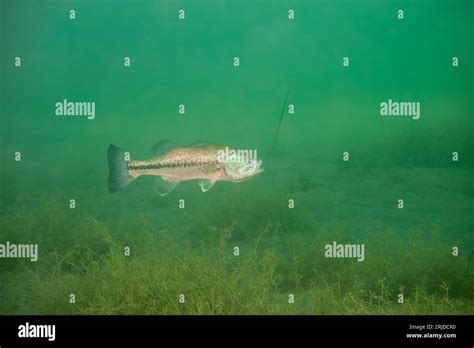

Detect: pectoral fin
198,180,216,192
154,177,179,196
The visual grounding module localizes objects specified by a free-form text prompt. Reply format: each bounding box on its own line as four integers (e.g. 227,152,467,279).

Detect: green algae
0,197,472,315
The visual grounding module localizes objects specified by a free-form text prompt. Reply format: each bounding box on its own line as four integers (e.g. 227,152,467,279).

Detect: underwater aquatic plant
0,196,472,315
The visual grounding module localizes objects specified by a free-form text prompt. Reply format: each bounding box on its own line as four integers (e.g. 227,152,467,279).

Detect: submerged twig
468,250,474,275
271,90,290,153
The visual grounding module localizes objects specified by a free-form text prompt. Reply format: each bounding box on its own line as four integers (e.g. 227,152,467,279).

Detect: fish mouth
225,159,264,180
243,159,263,174
251,159,264,175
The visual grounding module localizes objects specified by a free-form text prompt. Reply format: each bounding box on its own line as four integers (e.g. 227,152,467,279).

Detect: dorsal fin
150,140,180,156
189,141,209,147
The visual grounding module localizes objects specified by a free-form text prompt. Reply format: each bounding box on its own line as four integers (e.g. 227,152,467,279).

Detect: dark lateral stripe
129,160,213,170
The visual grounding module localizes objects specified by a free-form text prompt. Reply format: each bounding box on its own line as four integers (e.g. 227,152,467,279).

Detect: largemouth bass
107,140,263,195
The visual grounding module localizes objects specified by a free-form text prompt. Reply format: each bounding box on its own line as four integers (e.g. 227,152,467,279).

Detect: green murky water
1,0,473,314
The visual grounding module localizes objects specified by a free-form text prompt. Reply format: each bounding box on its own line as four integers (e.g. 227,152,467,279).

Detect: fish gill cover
0,0,473,316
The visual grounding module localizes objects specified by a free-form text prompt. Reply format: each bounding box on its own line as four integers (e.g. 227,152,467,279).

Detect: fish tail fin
108,144,134,193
